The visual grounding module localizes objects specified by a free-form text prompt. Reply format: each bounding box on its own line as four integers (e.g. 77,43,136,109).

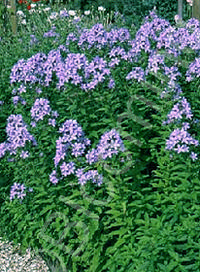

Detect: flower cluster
165,97,193,124
10,183,33,201
43,26,60,38
76,169,103,186
4,10,200,205
146,52,165,74
77,23,130,50
86,129,125,164
126,67,145,82
10,49,111,91
166,125,198,156
96,129,125,160
30,98,51,122
50,120,124,186
53,119,89,168
186,58,200,82
10,53,47,85
0,114,36,158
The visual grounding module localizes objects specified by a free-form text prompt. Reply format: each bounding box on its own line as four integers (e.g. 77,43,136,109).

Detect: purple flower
0,142,7,158
164,66,181,83
60,10,69,17
165,97,193,124
43,26,60,38
174,144,189,153
60,161,75,176
190,152,198,161
75,168,103,186
52,110,59,118
30,34,39,46
86,170,103,186
166,127,199,153
108,78,115,89
2,114,37,158
10,182,26,200
49,170,59,184
109,58,120,68
186,18,200,32
97,129,125,160
147,52,165,74
182,122,190,130
12,96,20,106
71,142,86,157
31,98,51,122
59,119,83,143
48,118,56,127
53,137,68,167
36,88,42,94
66,33,78,44
75,168,87,185
86,148,99,165
20,150,30,159
30,121,37,127
18,84,26,94
186,58,200,82
126,67,145,82
10,53,47,85
21,99,27,105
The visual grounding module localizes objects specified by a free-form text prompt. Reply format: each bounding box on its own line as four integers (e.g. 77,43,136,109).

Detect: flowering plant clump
1,6,200,271
10,182,33,201
50,122,124,186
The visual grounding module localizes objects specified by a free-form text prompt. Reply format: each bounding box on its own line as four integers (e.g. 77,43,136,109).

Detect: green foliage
0,4,200,272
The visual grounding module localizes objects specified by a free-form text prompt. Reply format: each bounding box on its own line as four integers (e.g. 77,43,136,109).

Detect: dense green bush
0,5,200,272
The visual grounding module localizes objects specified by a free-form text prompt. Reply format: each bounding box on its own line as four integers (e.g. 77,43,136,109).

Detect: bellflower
1,114,37,157
96,129,125,160
126,67,145,82
186,58,200,82
60,161,75,177
166,127,199,153
166,97,193,124
71,142,86,157
30,98,51,122
10,183,26,200
190,151,198,161
49,170,59,184
20,150,30,159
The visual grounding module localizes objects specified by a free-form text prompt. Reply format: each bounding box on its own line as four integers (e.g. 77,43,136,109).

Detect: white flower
16,10,25,17
60,9,68,16
6,5,11,9
43,7,51,12
186,0,193,6
84,10,90,15
49,12,58,20
31,3,36,8
21,19,26,25
98,6,106,12
174,14,180,23
68,10,76,16
74,16,80,21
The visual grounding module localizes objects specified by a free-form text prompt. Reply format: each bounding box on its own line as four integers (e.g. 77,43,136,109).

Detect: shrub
0,6,200,271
